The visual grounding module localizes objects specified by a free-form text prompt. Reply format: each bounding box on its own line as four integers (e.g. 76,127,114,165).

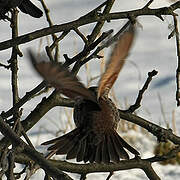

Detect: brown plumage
28,23,139,163
97,24,134,99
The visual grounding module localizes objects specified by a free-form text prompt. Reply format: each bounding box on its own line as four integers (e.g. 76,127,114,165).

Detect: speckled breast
91,96,120,135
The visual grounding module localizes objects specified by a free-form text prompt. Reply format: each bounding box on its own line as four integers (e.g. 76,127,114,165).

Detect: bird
28,23,139,163
0,0,43,19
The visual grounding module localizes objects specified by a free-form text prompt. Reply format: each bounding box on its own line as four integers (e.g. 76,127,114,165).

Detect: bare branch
0,91,74,151
125,70,158,113
0,62,10,69
71,29,113,73
0,1,180,51
1,81,46,119
143,0,154,9
119,110,180,144
75,20,132,71
74,28,88,44
0,116,73,180
173,15,180,106
106,172,113,180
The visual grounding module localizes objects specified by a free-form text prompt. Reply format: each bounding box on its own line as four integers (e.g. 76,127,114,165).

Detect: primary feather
28,51,98,104
97,24,135,99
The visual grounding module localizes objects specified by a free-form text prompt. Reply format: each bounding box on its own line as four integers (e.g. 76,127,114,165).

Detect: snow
0,0,180,179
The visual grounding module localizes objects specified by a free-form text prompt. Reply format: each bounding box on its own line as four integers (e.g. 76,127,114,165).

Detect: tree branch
1,81,46,119
125,70,158,113
173,15,180,106
0,116,73,180
119,110,180,144
0,90,74,151
13,146,180,180
0,1,180,51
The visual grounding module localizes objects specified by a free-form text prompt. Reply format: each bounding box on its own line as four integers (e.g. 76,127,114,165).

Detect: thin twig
14,165,27,179
0,91,74,151
0,1,180,51
10,8,19,106
0,116,73,180
143,0,154,9
125,70,158,113
119,110,180,144
86,0,115,43
5,9,20,180
71,29,113,73
1,81,46,119
50,31,69,51
157,93,168,126
40,0,54,37
74,28,88,44
106,172,113,180
0,62,10,69
80,20,132,67
64,0,116,69
40,0,61,62
173,15,180,106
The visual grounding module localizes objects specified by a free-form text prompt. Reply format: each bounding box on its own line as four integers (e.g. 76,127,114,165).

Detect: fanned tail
42,129,139,163
18,0,43,18
42,128,91,160
91,130,139,163
42,128,82,154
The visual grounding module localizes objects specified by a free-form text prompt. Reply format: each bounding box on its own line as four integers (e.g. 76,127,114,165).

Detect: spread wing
28,50,97,103
97,24,135,99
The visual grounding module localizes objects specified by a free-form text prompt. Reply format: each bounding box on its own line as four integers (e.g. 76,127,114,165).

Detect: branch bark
0,116,73,180
0,1,180,51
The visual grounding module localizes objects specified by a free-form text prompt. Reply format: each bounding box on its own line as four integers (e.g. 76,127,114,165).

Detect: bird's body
0,0,43,19
42,88,139,163
28,23,139,163
77,89,120,136
73,90,123,163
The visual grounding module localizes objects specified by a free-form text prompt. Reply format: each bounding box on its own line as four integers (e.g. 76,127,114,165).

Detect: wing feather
28,50,97,103
97,24,135,98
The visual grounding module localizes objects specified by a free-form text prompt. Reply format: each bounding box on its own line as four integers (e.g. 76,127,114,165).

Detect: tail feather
88,145,96,163
83,142,90,163
42,128,80,146
116,134,139,156
83,137,97,163
42,128,81,155
42,128,139,163
66,142,80,160
47,136,73,151
56,139,76,155
112,133,129,159
53,130,85,155
49,134,79,155
107,135,119,163
76,138,87,162
101,136,110,163
95,142,102,163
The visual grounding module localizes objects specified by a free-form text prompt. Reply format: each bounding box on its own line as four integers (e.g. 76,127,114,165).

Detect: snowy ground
0,0,180,179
